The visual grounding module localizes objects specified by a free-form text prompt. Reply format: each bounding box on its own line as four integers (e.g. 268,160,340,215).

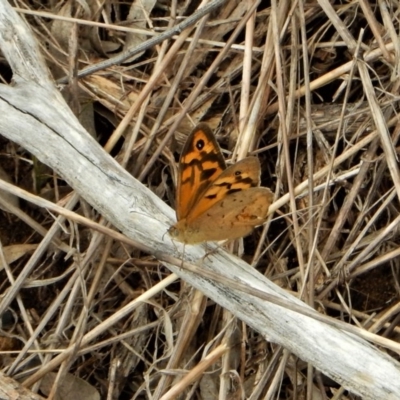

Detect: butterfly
169,123,273,244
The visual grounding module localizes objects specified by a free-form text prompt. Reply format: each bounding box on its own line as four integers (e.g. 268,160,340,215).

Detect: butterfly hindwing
175,188,273,243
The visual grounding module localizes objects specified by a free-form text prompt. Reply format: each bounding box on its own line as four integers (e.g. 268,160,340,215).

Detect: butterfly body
169,124,273,244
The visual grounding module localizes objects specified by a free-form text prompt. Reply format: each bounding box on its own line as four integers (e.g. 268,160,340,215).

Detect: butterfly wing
170,123,273,244
173,187,273,244
176,123,226,220
185,157,262,222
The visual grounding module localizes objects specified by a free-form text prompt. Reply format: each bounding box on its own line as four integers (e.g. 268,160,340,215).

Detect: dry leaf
0,244,38,270
122,0,157,63
40,372,100,400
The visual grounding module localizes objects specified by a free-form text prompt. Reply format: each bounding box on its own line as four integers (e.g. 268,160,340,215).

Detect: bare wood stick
0,373,45,400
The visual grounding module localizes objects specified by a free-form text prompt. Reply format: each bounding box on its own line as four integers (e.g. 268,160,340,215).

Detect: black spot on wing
240,176,255,186
212,176,253,193
201,167,218,181
227,188,243,195
233,175,255,186
184,151,223,182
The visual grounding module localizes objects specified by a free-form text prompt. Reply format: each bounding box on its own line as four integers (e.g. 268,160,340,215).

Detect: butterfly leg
201,241,228,261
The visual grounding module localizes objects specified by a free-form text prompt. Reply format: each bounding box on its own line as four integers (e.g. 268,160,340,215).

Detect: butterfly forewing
185,157,261,222
176,124,226,219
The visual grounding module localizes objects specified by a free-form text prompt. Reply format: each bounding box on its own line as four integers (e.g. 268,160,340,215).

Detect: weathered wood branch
0,373,45,400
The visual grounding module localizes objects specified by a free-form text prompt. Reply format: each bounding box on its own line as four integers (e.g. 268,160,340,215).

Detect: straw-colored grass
1,0,400,399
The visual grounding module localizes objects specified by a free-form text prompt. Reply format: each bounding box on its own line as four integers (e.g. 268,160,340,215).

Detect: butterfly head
168,218,199,244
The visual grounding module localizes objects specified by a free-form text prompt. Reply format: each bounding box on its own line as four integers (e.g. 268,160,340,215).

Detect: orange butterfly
169,123,273,244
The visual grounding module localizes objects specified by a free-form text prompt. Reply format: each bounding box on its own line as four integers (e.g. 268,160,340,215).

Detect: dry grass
1,0,400,398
